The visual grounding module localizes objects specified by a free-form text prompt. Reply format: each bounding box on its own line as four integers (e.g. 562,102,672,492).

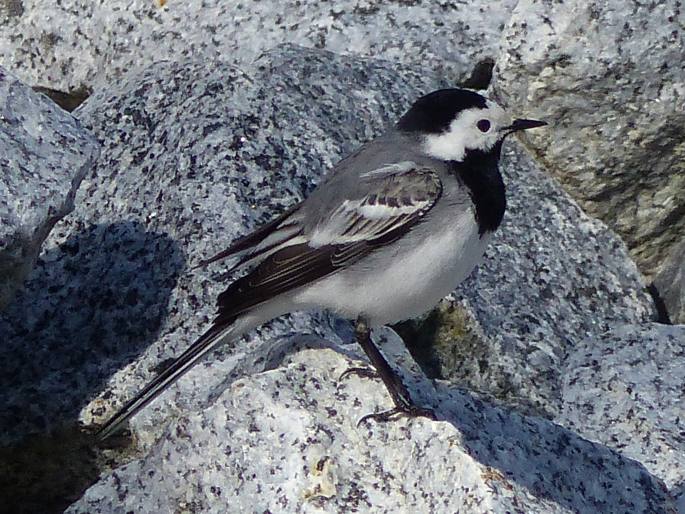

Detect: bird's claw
357,404,437,427
338,366,379,382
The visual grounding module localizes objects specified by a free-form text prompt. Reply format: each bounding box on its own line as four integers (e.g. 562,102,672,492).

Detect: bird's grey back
301,129,456,230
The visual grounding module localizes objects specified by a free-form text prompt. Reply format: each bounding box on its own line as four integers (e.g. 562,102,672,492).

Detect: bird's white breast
291,207,490,326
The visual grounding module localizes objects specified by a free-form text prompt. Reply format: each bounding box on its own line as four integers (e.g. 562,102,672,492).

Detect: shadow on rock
420,383,672,513
0,220,184,513
672,481,685,513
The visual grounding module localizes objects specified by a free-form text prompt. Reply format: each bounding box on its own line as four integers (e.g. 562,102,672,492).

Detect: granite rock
67,336,675,514
492,0,685,278
0,0,515,94
653,240,685,324
1,43,676,512
398,142,655,419
0,66,99,310
559,323,685,509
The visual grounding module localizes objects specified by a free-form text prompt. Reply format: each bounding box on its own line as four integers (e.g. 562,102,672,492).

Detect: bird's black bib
451,140,506,235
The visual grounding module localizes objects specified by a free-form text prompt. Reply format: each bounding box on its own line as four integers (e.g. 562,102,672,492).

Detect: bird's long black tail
96,320,239,441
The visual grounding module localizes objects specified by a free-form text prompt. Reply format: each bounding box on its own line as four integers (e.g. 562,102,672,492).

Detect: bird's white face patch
422,100,510,161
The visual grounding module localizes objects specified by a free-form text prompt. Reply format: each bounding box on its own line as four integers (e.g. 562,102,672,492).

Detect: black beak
504,118,548,133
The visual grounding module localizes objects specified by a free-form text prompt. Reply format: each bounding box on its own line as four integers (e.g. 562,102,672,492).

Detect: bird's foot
357,403,437,427
338,366,379,382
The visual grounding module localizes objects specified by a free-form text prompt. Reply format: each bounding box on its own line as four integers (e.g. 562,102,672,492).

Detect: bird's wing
214,164,442,324
306,163,443,246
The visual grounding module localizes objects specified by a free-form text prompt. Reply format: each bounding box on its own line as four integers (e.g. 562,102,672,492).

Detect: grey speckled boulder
0,66,99,309
492,0,685,278
1,44,674,512
67,332,675,514
0,0,515,93
559,323,685,508
653,240,685,324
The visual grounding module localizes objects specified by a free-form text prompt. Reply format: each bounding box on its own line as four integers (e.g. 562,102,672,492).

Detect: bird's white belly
292,212,490,326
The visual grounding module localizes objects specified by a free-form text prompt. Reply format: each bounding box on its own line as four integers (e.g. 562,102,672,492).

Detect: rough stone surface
2,44,677,513
68,339,675,514
0,66,99,309
0,0,515,93
653,240,685,324
398,142,655,419
0,46,451,447
492,0,685,278
559,323,685,509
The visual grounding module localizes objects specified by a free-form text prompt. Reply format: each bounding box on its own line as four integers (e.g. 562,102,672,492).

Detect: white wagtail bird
97,88,546,440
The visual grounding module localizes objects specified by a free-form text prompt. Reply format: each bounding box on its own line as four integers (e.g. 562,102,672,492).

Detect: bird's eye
477,119,491,133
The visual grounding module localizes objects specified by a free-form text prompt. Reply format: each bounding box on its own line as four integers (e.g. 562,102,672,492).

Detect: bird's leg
349,316,436,424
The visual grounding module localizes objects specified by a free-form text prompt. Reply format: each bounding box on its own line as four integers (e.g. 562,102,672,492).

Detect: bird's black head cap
397,88,488,134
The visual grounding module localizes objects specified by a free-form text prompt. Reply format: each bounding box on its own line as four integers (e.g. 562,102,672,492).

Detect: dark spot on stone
40,31,60,49
0,0,24,18
460,58,495,90
0,425,114,514
150,357,176,375
31,86,91,112
646,283,672,324
124,288,139,306
254,154,273,171
202,122,223,137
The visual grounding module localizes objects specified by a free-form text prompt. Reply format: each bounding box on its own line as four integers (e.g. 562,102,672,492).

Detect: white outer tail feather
96,314,260,440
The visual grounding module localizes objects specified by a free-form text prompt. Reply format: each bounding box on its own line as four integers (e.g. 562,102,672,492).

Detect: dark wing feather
215,235,393,325
214,166,442,325
193,204,302,269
